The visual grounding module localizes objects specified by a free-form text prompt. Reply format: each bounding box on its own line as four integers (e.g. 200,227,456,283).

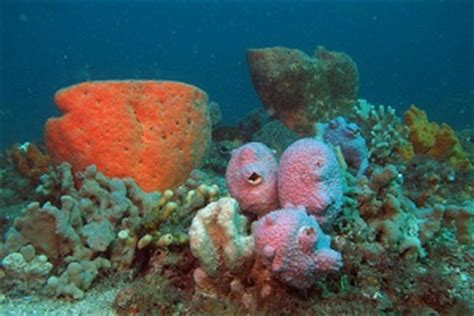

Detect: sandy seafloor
0,281,122,316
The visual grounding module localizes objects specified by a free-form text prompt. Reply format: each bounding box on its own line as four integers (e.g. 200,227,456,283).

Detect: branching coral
339,164,473,261
0,163,222,299
352,100,413,165
1,245,53,293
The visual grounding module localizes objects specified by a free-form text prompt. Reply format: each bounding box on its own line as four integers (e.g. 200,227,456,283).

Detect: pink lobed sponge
278,138,344,225
225,142,279,216
253,207,343,289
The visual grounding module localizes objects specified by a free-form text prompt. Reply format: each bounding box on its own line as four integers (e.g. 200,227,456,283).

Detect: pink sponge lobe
254,207,343,289
226,142,279,216
278,138,344,225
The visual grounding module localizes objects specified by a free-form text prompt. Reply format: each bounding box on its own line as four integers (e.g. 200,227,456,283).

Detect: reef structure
247,45,359,135
0,162,221,299
351,99,413,165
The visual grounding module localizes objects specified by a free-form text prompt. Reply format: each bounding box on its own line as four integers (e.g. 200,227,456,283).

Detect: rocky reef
0,52,473,316
1,162,222,300
247,45,359,135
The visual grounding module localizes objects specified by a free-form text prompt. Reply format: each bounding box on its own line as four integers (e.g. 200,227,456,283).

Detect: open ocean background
1,0,473,148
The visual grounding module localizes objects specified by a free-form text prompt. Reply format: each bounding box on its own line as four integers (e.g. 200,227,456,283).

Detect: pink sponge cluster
253,207,343,289
226,138,343,225
226,139,344,290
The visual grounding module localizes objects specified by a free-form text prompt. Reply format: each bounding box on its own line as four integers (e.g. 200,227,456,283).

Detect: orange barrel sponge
45,80,211,192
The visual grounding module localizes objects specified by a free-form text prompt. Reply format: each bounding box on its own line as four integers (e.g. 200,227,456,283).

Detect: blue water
1,0,473,148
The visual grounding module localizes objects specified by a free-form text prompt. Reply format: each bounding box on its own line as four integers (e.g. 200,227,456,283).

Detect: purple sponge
278,138,344,225
226,142,279,216
319,116,369,177
254,207,343,289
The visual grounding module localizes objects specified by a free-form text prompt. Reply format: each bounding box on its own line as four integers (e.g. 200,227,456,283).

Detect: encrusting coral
189,197,254,279
45,80,212,192
339,164,473,262
404,105,472,171
1,244,53,293
7,143,52,186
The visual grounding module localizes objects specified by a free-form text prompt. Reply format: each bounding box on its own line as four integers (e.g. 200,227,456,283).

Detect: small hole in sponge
248,172,262,185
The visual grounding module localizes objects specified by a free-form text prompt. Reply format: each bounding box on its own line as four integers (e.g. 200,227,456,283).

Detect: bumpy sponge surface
45,80,211,192
226,142,279,216
254,207,343,289
278,138,344,225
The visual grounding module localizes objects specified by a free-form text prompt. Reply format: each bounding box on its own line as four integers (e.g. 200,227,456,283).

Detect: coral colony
0,45,473,314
